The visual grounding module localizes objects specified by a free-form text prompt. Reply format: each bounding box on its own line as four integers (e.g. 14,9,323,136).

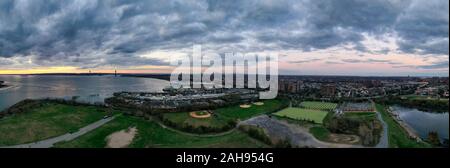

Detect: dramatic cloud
289,58,321,64
341,58,401,65
417,61,450,69
0,0,448,75
395,0,449,55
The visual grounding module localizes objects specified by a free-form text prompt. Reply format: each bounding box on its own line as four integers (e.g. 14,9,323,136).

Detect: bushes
239,124,295,148
376,96,449,112
238,125,272,146
0,98,110,120
325,114,382,146
273,138,293,148
0,99,41,116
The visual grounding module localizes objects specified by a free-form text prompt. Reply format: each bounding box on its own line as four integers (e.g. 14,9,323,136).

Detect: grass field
215,99,287,121
401,95,449,102
309,126,331,141
159,99,287,133
161,112,230,129
0,102,108,146
376,104,431,148
55,115,268,148
300,101,337,111
273,107,329,124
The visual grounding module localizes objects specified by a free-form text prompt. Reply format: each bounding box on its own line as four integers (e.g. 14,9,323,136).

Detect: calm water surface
0,75,169,111
392,105,449,141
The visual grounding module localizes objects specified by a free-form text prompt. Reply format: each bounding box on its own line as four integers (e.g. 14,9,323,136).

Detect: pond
392,105,449,142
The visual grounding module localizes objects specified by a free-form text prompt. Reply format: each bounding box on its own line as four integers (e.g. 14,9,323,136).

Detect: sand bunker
106,127,137,148
189,111,211,119
240,104,252,108
253,102,264,106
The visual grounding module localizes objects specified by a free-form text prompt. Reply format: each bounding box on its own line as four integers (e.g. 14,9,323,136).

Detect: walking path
2,116,115,148
375,111,389,148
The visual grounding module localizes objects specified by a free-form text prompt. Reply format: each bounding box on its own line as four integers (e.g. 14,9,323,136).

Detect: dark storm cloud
0,0,448,68
395,0,449,55
417,61,449,69
392,61,449,69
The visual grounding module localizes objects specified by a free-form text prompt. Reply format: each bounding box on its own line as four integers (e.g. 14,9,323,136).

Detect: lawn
215,99,287,121
300,101,337,111
401,94,449,102
273,107,329,124
161,112,231,130
309,126,331,141
55,115,268,148
159,99,287,133
376,104,431,148
0,101,108,146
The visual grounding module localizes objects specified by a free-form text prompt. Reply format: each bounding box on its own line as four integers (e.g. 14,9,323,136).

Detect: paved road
2,117,115,148
240,115,363,148
375,111,389,148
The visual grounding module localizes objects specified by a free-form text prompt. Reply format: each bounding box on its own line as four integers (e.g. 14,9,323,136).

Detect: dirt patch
328,134,360,144
106,127,137,148
189,111,211,119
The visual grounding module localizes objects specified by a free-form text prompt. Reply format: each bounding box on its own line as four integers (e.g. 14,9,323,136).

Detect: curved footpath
1,116,115,148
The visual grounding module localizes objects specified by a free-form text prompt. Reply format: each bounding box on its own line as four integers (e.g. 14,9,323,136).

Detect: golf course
274,107,329,124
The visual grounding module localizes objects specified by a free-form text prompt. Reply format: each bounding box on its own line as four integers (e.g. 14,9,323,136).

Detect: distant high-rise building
278,79,303,93
320,84,336,97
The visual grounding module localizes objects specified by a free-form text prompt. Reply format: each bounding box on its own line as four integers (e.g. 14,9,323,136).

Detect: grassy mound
0,101,108,146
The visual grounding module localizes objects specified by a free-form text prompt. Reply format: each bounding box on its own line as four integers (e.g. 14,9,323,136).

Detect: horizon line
0,72,448,78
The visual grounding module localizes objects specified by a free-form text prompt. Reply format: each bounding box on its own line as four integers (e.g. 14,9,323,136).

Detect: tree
427,131,441,146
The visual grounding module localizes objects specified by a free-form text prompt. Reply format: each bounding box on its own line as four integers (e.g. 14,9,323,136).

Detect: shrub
238,125,272,145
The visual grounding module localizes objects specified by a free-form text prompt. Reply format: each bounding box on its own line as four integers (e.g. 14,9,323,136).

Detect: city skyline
1,0,449,76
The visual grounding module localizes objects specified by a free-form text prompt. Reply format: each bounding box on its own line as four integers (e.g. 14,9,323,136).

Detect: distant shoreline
0,85,13,91
0,73,172,81
0,73,448,78
0,81,15,91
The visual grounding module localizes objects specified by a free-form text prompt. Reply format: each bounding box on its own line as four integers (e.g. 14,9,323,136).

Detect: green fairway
273,107,329,124
160,99,287,133
162,112,228,128
55,115,268,148
160,112,234,133
215,99,288,121
300,101,337,111
0,101,108,146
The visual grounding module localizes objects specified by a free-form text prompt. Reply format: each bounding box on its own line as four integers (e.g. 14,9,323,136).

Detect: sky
0,0,448,76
